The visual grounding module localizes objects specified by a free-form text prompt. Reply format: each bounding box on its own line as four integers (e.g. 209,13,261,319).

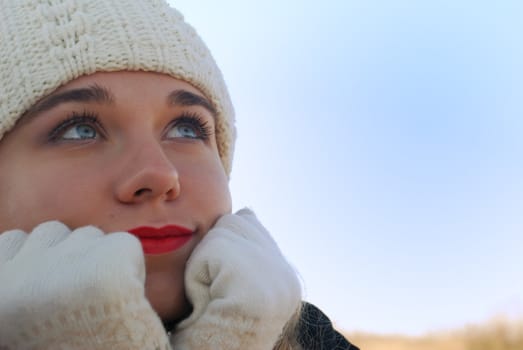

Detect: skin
0,71,232,324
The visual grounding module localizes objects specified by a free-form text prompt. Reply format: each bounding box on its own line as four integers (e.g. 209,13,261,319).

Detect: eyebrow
22,85,217,122
22,84,114,122
167,89,217,117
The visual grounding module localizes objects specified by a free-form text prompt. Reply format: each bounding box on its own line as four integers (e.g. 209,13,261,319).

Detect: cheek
181,158,232,224
0,164,58,231
0,160,106,232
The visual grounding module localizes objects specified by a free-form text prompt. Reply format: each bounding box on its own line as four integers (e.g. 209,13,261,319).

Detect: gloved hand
0,221,171,350
171,208,302,350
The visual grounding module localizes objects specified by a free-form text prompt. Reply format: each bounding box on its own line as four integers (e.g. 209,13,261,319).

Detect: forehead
53,71,204,97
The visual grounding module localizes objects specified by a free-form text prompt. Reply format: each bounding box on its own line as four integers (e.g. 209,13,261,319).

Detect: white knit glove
0,222,171,350
171,208,302,350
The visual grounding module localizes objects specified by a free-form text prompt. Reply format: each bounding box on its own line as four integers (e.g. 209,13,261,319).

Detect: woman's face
0,71,232,324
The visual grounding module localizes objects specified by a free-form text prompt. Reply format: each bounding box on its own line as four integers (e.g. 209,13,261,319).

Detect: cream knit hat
0,0,235,175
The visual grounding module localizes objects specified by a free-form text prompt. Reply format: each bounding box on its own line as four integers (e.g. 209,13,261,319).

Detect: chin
149,289,191,323
144,264,191,326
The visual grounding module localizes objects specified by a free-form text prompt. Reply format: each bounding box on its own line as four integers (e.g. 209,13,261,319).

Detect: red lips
128,225,193,255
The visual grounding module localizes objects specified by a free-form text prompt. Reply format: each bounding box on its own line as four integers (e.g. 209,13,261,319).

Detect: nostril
134,188,150,197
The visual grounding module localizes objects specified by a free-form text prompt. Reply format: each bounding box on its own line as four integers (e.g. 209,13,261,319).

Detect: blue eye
48,112,103,142
166,114,212,140
61,124,97,140
167,123,199,139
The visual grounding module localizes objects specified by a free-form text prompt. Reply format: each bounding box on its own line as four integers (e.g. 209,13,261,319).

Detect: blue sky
171,0,523,335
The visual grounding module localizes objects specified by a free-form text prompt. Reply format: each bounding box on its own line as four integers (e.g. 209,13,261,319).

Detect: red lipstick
128,225,193,255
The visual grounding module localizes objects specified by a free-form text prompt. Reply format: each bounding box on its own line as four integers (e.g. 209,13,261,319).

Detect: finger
235,208,270,235
0,230,27,264
235,207,255,218
213,213,252,239
95,232,143,260
240,209,283,249
58,225,104,250
220,209,280,249
16,221,71,256
92,232,146,283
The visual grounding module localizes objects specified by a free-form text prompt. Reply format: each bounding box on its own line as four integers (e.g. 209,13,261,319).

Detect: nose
115,141,180,204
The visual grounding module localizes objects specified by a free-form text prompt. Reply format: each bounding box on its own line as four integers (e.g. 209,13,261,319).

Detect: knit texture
171,209,303,349
0,296,171,350
0,222,171,350
0,0,235,175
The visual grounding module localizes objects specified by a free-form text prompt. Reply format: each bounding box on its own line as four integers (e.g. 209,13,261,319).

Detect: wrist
0,293,170,349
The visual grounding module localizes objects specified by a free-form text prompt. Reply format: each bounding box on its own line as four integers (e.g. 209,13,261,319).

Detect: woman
0,0,358,349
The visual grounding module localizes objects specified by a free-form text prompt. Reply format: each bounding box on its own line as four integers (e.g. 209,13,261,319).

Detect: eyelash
48,110,103,142
47,111,213,142
169,112,213,140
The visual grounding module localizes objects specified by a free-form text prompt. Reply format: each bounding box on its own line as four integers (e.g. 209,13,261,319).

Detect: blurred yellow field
347,333,464,350
346,318,523,350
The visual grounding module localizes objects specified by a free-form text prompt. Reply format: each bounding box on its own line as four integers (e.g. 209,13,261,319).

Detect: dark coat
297,303,360,350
